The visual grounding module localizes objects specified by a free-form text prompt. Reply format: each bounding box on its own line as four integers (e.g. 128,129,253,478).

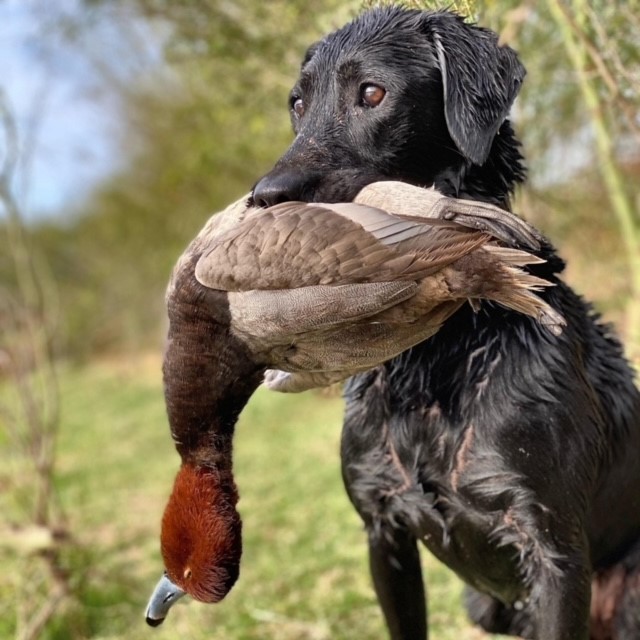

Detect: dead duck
145,181,564,625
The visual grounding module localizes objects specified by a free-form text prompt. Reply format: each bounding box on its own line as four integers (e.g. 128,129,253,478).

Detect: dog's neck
433,120,525,211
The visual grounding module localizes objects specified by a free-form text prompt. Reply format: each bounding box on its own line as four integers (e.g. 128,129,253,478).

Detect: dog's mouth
250,170,322,208
250,167,397,207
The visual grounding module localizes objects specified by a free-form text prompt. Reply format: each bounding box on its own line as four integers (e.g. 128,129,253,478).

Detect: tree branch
552,1,640,140
548,0,640,356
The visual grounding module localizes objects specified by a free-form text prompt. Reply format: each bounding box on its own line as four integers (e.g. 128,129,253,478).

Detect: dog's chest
417,417,527,597
342,399,529,603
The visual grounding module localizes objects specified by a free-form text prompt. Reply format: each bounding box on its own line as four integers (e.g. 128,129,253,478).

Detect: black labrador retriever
252,8,640,639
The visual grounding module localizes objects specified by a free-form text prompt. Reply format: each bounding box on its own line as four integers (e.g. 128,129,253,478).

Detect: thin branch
585,5,640,96
498,1,535,48
548,0,640,353
17,580,68,640
553,1,640,140
0,87,71,637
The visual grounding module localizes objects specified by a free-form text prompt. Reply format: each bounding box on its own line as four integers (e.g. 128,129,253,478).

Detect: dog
251,7,640,639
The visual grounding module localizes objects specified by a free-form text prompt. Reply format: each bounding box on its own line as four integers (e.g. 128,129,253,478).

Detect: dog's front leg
530,551,591,640
368,527,427,640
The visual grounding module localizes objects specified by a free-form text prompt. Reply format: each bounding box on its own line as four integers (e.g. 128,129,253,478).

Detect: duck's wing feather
261,300,463,393
355,181,543,251
195,201,488,292
226,281,417,341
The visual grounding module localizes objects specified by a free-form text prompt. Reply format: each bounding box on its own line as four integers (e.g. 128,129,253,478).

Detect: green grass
2,357,506,639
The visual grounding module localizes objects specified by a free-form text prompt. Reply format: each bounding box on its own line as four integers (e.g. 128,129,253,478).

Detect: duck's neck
163,273,265,473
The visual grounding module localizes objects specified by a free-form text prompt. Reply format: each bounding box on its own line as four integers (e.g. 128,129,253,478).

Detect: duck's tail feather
475,246,566,336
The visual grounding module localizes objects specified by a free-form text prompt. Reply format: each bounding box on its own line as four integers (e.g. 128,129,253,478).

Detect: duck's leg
368,527,427,640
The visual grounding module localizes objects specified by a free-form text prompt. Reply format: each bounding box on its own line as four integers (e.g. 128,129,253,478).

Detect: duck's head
145,463,241,626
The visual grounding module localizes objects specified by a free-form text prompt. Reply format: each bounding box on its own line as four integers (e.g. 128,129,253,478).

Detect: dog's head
252,7,525,206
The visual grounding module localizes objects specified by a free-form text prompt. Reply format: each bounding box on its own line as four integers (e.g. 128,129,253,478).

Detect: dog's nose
252,171,310,208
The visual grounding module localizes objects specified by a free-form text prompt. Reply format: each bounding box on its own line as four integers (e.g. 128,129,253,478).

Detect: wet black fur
252,7,640,639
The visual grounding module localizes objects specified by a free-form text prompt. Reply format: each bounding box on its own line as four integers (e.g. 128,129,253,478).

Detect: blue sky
0,0,157,221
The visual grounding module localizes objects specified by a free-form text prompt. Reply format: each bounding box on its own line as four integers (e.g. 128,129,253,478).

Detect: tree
0,91,71,640
546,0,640,353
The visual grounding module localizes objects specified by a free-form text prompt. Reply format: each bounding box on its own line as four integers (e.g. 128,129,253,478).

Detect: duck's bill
145,573,186,627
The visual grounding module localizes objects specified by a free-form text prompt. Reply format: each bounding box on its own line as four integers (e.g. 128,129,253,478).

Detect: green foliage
363,0,479,20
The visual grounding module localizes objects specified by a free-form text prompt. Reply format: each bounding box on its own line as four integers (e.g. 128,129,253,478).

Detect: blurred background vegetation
0,0,638,638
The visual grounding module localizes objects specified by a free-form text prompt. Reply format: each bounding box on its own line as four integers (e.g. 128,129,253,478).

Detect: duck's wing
261,300,464,393
195,201,488,292
355,181,544,251
224,281,418,340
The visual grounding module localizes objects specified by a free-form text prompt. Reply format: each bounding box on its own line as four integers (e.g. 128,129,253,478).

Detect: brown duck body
190,181,563,391
145,181,564,625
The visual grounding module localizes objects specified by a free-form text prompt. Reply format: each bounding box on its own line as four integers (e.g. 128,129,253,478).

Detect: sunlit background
1,1,638,638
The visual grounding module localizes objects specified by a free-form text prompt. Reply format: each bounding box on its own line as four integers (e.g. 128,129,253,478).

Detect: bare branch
585,5,640,95
17,579,68,640
498,1,535,48
0,86,71,637
553,2,640,140
547,0,640,354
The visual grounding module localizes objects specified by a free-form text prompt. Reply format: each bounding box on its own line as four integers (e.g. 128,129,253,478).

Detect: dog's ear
425,13,525,166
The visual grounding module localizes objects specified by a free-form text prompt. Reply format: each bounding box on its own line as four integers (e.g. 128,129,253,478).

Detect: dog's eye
361,84,386,108
291,97,305,118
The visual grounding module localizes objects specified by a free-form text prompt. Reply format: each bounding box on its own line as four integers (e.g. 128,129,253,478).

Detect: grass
1,355,507,640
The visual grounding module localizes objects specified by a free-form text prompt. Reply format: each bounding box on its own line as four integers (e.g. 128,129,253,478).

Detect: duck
144,181,564,626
